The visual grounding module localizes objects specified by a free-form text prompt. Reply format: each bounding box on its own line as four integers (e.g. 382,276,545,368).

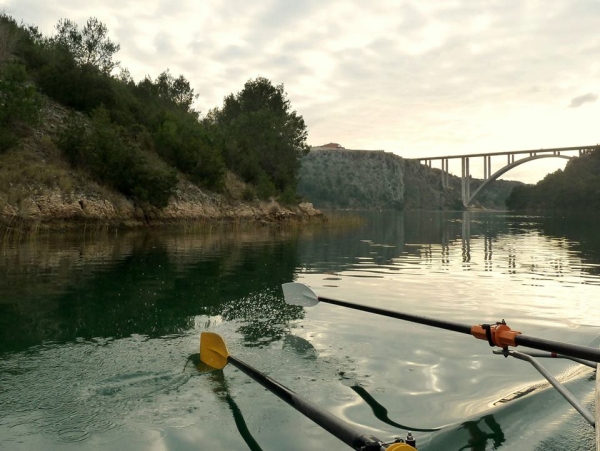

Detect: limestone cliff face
297,149,405,209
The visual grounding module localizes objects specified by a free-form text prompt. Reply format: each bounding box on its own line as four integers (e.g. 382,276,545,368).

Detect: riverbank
1,166,324,234
0,190,324,234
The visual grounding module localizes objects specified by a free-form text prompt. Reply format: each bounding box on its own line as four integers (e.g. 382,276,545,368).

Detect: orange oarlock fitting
470,320,522,348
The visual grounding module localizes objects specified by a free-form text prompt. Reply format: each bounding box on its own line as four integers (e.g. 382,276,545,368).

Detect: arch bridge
412,145,598,207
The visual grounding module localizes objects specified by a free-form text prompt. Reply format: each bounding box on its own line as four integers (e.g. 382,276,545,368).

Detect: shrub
57,107,177,207
256,171,276,200
153,111,225,191
0,63,42,152
36,47,116,113
278,186,298,206
242,186,256,202
56,113,89,164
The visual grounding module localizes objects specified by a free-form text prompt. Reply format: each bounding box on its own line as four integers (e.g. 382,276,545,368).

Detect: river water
0,211,599,451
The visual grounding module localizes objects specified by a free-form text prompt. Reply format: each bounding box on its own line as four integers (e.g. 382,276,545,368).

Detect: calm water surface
1,211,599,451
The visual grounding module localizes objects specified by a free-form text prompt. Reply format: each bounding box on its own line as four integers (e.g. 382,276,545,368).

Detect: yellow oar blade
200,332,230,369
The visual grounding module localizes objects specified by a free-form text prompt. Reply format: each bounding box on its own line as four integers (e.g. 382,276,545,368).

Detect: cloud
569,93,598,108
153,32,175,55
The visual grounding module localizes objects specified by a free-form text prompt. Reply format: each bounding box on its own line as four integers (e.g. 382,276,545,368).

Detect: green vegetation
0,63,42,151
207,77,309,200
57,108,178,207
506,148,600,210
0,14,308,207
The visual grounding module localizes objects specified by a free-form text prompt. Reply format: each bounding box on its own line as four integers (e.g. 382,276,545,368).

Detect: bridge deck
409,144,599,207
411,145,597,161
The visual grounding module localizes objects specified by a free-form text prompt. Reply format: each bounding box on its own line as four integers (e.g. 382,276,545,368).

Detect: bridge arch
466,154,573,206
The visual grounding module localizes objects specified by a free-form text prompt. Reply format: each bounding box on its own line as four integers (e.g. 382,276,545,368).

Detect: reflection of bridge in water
411,145,598,206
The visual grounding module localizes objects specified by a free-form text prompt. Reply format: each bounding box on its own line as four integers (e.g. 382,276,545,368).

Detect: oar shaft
227,355,383,451
515,335,600,364
318,295,600,364
319,296,473,335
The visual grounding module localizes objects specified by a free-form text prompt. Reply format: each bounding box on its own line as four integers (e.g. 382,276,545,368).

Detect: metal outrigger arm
493,349,595,427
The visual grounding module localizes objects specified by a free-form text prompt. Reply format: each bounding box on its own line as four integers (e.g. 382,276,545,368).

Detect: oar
200,332,415,451
282,282,600,364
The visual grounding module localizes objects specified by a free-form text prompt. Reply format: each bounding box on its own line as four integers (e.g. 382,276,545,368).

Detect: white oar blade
282,283,319,307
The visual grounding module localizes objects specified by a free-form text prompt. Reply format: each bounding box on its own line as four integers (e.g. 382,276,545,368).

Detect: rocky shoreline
1,182,323,230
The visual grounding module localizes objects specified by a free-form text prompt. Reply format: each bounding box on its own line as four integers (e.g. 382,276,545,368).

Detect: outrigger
282,282,600,449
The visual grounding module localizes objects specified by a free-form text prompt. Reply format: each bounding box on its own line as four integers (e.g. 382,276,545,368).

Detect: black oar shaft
228,355,382,451
320,296,473,335
318,296,600,364
515,335,600,363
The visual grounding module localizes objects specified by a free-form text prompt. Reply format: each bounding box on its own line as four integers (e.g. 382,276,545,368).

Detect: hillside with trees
506,148,600,211
0,14,311,227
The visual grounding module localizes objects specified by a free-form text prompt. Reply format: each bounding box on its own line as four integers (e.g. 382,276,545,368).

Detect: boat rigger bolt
406,432,416,448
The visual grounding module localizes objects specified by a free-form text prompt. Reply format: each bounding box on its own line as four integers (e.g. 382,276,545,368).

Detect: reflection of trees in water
0,231,303,353
297,211,406,272
532,214,600,277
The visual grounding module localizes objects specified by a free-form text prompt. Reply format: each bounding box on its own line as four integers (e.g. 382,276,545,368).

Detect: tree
211,77,309,195
53,17,120,74
0,63,41,151
57,107,178,207
155,70,198,113
0,14,18,63
506,149,600,211
154,110,225,190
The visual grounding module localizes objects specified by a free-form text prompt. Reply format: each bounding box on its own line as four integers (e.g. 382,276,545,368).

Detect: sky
3,0,600,183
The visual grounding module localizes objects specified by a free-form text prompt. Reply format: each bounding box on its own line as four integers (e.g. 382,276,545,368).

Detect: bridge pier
483,156,491,180
441,158,449,188
461,157,470,206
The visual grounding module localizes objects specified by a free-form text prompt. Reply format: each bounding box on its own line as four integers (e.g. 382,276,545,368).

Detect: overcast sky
4,0,600,182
